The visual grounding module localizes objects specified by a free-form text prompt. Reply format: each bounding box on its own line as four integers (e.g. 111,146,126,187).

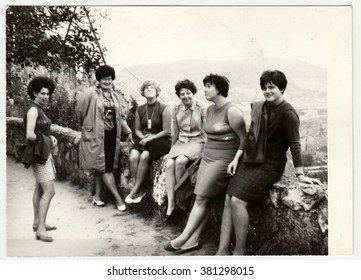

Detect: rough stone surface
6,117,328,255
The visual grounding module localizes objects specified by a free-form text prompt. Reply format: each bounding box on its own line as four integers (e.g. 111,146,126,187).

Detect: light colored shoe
92,196,105,207
116,202,127,212
132,192,146,204
125,194,134,204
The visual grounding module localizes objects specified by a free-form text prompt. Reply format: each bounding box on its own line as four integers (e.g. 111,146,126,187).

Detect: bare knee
194,195,209,207
139,151,150,162
175,156,189,170
230,196,248,211
224,194,232,208
166,159,175,172
129,150,140,164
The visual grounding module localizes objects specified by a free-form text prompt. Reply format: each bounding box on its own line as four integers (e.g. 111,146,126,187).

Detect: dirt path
6,156,216,257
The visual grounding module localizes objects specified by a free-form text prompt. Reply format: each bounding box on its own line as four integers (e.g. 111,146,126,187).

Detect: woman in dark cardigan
216,70,322,255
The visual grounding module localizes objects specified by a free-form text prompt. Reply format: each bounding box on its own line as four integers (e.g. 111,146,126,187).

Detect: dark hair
174,79,197,97
27,76,56,100
140,79,161,97
260,70,287,93
203,74,229,97
95,65,115,82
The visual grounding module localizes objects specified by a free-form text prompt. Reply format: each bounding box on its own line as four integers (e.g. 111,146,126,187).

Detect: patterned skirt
227,159,285,203
32,154,56,183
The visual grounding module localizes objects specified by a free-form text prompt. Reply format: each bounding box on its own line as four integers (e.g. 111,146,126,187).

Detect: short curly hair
140,79,161,97
27,76,56,100
174,79,197,97
203,74,230,97
260,70,287,93
95,65,115,82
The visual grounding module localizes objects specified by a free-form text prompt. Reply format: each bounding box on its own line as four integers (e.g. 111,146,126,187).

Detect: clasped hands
139,134,154,146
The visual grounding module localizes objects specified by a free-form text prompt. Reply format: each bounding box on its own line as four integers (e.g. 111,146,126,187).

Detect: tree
6,6,107,74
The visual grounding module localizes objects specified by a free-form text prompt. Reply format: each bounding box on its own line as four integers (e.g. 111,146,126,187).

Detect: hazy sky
91,6,350,70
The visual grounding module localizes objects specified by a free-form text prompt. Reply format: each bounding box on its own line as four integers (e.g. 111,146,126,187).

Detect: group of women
23,65,321,255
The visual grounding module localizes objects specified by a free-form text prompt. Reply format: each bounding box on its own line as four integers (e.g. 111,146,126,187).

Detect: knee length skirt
167,142,204,161
194,141,238,198
227,159,285,203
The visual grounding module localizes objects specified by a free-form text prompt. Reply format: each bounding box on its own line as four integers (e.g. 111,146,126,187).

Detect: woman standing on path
165,74,246,254
76,65,133,212
165,79,206,219
216,70,322,255
22,76,58,242
126,79,172,204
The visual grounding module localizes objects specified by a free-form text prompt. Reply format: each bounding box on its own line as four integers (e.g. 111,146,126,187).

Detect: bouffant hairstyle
140,79,161,97
260,70,287,93
203,74,230,97
95,65,115,82
27,76,56,100
174,79,197,97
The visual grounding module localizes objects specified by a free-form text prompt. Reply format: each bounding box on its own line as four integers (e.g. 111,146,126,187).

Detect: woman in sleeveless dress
216,70,322,255
126,79,172,204
22,76,58,242
164,74,246,253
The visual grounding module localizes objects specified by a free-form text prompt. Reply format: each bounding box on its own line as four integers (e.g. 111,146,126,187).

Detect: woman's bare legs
32,182,43,228
171,195,210,248
216,194,234,255
175,155,189,182
180,207,209,248
165,158,176,216
230,196,249,255
93,173,103,201
129,151,150,199
102,172,125,206
36,180,55,235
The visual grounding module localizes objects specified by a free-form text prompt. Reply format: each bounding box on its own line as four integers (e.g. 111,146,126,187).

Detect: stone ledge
6,117,328,255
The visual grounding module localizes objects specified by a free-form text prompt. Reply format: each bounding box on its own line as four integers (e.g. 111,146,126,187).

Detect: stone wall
6,117,328,255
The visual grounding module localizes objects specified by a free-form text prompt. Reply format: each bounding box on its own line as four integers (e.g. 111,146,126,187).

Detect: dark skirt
227,159,285,203
104,129,116,173
131,137,171,161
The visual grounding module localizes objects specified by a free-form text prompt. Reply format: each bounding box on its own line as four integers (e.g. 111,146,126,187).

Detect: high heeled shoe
116,201,127,212
92,196,105,207
132,192,146,204
125,194,134,204
32,224,57,232
35,232,53,242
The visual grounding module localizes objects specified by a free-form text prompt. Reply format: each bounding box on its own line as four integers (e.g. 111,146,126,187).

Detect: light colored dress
167,100,206,161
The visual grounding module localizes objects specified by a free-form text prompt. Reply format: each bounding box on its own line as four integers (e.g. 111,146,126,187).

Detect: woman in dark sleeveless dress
22,76,57,242
165,74,246,253
126,79,172,204
217,70,322,255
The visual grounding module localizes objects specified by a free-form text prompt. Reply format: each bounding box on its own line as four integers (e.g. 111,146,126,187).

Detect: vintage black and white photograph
4,5,352,257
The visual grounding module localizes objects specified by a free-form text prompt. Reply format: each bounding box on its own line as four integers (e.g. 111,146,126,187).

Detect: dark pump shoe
164,241,181,252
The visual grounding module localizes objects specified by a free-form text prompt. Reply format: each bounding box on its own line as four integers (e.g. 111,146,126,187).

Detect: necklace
146,101,158,129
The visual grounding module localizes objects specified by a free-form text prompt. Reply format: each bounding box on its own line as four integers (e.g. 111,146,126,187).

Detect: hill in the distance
114,58,327,109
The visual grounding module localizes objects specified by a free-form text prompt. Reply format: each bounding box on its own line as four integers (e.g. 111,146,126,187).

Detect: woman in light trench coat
76,65,133,212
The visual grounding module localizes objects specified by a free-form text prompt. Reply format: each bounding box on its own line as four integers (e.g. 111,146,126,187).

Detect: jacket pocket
81,126,93,142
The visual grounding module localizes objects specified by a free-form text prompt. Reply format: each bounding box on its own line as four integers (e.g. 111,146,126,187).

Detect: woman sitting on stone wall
125,79,172,204
164,79,206,221
76,65,133,212
164,74,246,254
216,70,322,255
